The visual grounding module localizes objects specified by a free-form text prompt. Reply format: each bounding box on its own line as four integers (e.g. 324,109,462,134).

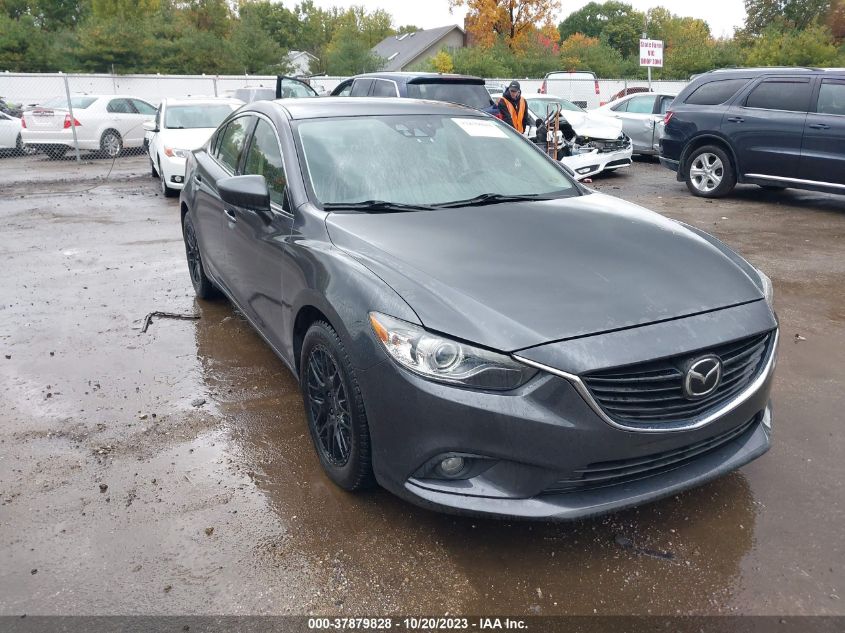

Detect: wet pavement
0,154,843,616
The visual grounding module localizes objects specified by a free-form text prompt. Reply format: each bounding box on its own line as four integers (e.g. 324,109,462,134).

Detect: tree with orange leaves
449,0,561,49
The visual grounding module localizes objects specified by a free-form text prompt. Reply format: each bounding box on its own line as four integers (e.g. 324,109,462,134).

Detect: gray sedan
179,97,777,520
595,92,676,154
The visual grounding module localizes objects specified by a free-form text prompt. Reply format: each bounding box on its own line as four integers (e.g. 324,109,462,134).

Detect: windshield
527,98,583,114
296,114,576,208
406,82,493,110
40,96,97,110
165,104,236,129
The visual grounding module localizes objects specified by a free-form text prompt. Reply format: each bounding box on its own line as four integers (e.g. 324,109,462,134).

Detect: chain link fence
0,72,689,164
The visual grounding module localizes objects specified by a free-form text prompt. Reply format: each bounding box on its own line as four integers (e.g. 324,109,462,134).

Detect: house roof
372,25,464,72
288,50,319,61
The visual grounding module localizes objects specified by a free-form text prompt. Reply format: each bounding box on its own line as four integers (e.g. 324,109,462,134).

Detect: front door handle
224,208,238,223
808,123,830,130
727,116,744,123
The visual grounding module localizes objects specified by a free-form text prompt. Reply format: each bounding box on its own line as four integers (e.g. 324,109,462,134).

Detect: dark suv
330,72,498,116
660,68,845,197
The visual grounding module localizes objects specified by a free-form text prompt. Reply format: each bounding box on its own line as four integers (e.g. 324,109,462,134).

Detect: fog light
438,456,465,478
577,167,591,174
172,175,184,183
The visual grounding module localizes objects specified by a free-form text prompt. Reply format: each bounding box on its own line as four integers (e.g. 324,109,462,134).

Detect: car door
225,116,295,352
722,76,813,178
331,79,353,97
371,79,399,97
147,105,163,162
801,77,845,186
192,114,256,290
613,94,658,152
105,98,138,142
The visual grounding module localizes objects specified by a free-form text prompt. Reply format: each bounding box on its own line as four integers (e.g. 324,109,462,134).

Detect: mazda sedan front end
179,98,778,520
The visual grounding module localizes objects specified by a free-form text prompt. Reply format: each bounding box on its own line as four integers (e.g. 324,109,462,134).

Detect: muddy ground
0,153,843,616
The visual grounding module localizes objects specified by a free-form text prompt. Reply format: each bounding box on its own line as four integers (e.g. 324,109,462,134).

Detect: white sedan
21,94,157,159
525,95,633,180
0,111,24,154
145,97,243,197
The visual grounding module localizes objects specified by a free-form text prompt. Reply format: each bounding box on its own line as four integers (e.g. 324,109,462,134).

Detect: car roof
271,97,487,120
348,72,486,83
163,97,242,106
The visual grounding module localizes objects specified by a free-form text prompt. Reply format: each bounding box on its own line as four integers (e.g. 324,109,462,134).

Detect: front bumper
159,154,188,190
561,144,633,180
357,316,777,520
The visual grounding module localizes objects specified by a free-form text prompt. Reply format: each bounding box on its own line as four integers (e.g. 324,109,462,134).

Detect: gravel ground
0,153,843,616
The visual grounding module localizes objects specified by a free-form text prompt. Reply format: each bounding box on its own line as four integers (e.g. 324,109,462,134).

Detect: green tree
230,9,288,74
745,23,840,65
396,24,419,35
428,49,454,73
743,0,831,35
559,32,625,76
91,0,158,19
559,1,644,57
239,0,299,50
451,39,514,77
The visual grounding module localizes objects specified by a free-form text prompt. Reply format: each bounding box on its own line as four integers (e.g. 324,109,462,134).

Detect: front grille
606,158,632,168
542,416,758,494
593,139,628,153
582,332,773,425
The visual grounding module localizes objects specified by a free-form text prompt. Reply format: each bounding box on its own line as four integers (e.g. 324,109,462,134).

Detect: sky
294,0,747,38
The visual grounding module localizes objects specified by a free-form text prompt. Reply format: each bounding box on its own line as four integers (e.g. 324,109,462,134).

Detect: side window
658,96,674,114
243,119,287,208
626,95,657,114
131,99,157,115
744,79,812,112
107,98,133,114
372,80,397,97
350,79,374,97
816,80,845,116
336,82,352,97
610,100,628,112
684,79,749,106
216,116,252,173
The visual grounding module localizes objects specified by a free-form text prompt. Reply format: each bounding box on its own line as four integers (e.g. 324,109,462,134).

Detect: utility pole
643,12,651,91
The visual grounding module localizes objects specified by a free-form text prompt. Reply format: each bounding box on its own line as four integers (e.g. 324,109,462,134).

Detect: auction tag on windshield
452,118,508,138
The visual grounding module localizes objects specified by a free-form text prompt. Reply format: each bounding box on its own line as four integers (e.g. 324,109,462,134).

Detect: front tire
100,129,122,158
684,145,736,198
300,322,375,491
182,213,218,299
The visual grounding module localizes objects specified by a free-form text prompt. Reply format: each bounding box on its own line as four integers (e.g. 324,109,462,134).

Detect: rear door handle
224,208,238,223
808,123,830,130
727,116,744,123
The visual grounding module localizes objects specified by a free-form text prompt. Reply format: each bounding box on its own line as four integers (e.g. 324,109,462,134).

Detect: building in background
371,26,466,72
286,50,319,76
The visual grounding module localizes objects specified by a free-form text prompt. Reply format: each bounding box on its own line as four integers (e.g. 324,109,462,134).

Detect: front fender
285,238,420,372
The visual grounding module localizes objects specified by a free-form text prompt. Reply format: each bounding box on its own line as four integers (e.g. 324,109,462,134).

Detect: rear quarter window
684,78,749,106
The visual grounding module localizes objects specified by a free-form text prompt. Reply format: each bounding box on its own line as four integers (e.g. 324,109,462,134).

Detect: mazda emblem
684,355,722,399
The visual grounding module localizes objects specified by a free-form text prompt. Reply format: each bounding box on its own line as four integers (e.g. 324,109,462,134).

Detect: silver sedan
594,92,676,155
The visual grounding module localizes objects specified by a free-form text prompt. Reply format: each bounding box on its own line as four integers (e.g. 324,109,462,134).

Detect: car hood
326,192,764,352
159,128,217,151
529,105,624,140
559,110,623,139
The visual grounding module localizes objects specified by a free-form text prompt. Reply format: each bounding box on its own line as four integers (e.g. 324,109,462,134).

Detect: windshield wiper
433,193,560,208
322,200,434,213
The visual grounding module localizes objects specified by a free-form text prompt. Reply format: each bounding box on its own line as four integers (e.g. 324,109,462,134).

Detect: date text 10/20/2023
307,617,528,630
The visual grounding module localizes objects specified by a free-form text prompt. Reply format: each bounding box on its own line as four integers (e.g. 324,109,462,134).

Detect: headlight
369,312,537,391
757,268,774,309
164,147,190,158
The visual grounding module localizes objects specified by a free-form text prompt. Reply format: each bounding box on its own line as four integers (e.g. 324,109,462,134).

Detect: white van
539,71,601,110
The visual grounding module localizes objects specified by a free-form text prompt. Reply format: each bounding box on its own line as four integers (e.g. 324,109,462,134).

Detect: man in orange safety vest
498,80,528,134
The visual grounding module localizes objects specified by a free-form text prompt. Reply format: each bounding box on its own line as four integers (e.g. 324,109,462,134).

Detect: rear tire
100,129,122,158
182,213,218,300
684,145,736,198
300,321,375,492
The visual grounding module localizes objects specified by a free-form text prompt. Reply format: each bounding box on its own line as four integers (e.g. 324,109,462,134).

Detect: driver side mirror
218,175,272,223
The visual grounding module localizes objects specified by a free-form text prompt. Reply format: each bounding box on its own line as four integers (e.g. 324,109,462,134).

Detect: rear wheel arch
681,135,740,177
